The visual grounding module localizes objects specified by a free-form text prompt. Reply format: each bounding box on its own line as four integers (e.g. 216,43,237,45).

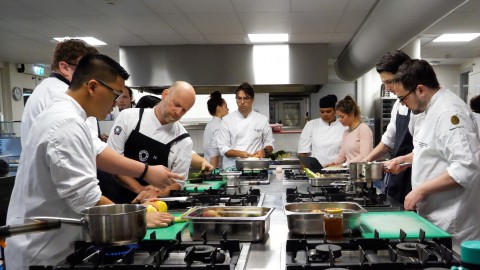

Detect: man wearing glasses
363,50,414,204
6,54,175,269
217,82,274,170
391,59,480,253
20,39,184,195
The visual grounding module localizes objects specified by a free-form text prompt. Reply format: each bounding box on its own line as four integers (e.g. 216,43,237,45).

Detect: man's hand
144,165,183,187
146,212,175,228
131,185,170,203
201,160,214,173
404,189,426,210
238,151,253,159
384,157,411,175
253,149,266,158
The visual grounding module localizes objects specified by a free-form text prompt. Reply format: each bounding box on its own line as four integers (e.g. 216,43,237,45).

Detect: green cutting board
360,211,451,239
185,180,225,192
144,213,188,240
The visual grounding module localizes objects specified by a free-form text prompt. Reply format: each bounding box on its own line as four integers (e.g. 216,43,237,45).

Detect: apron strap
166,133,190,148
134,108,145,132
49,72,70,86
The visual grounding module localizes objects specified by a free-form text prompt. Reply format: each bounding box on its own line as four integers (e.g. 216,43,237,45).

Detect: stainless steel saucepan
0,204,146,245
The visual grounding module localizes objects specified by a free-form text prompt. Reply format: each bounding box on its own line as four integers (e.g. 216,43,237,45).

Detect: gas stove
238,169,271,185
166,187,264,209
284,169,309,181
285,185,392,210
30,236,249,270
285,234,459,269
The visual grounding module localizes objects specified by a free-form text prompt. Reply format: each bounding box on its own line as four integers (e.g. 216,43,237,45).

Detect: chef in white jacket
5,54,168,269
393,59,480,253
298,95,346,165
203,91,229,168
217,82,274,170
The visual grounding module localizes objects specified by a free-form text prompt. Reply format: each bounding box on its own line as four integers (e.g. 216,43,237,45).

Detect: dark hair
376,50,411,74
136,95,161,109
336,95,361,119
319,94,338,108
124,86,135,106
70,54,130,89
393,59,440,92
235,82,255,98
470,95,480,113
207,91,225,116
51,39,98,70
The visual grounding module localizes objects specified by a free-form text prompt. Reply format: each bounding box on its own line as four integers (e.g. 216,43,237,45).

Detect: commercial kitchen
1,0,480,269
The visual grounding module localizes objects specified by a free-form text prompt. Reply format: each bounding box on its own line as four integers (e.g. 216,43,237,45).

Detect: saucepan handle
0,220,61,238
29,216,85,226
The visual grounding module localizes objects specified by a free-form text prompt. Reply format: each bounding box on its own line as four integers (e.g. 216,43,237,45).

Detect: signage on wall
33,65,44,76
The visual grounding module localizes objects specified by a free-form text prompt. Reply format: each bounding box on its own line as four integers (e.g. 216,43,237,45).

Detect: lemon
146,204,158,213
153,201,168,212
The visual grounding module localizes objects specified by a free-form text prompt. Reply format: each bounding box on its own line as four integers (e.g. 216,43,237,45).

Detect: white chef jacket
412,88,480,252
6,94,101,270
20,76,107,155
203,116,222,164
217,110,274,169
107,108,192,184
297,118,347,165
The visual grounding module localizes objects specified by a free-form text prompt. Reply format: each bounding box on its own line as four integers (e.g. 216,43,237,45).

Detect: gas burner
185,245,226,264
396,242,427,258
308,244,342,262
284,169,309,180
238,169,271,185
286,238,459,270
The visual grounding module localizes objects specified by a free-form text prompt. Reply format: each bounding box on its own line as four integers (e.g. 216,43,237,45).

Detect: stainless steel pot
1,204,146,245
219,171,242,187
349,162,384,182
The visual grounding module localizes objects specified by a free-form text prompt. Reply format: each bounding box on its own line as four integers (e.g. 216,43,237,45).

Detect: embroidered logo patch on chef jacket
450,115,460,125
114,126,123,135
139,150,149,162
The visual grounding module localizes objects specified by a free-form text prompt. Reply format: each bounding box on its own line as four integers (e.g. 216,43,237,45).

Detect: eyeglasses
398,89,414,104
96,79,123,100
235,96,252,102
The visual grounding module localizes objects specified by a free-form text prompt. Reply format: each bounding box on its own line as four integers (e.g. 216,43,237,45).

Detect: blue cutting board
143,213,187,240
360,211,451,239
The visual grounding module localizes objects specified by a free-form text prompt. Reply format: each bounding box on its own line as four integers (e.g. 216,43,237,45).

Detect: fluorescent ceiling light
248,34,288,43
53,36,107,46
433,33,480,42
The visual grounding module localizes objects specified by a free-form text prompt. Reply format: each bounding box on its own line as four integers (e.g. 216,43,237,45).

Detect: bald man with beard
106,81,196,203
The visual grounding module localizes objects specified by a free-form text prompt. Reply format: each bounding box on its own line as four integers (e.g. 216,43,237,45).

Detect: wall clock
12,87,23,101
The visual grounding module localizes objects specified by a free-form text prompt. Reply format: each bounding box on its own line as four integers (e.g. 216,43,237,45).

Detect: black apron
384,109,413,204
101,108,190,203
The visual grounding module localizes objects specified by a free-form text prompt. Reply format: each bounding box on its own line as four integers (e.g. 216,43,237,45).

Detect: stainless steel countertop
178,173,403,270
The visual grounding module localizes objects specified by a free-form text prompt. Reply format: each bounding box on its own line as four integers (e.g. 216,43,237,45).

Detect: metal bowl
235,158,271,170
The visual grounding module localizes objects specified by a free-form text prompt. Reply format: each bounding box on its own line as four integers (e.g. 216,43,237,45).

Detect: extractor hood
120,44,327,94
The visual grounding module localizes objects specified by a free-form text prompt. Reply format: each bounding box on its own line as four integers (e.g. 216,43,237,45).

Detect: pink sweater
334,123,373,164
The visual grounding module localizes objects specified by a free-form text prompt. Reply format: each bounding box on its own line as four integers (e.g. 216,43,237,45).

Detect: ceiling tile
238,13,290,33
16,0,101,16
182,34,209,44
142,0,181,13
345,0,377,11
291,0,348,12
112,15,177,36
290,12,342,33
174,0,235,13
140,34,187,45
335,11,369,33
81,0,154,15
58,16,132,36
232,0,290,13
289,33,332,43
188,14,244,34
203,34,246,44
160,14,201,35
0,1,45,18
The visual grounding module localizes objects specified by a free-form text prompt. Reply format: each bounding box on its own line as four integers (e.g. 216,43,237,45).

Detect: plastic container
324,208,343,240
451,240,480,269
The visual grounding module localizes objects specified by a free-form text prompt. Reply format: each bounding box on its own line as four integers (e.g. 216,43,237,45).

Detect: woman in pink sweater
326,95,373,166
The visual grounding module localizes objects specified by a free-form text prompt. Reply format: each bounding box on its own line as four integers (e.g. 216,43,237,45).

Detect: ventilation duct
334,0,468,82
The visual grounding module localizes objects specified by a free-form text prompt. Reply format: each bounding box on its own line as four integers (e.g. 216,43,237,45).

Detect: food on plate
202,209,221,217
311,209,324,213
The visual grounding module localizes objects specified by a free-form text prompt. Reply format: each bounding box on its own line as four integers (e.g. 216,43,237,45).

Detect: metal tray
284,202,366,235
308,174,349,186
235,158,271,170
182,206,274,241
